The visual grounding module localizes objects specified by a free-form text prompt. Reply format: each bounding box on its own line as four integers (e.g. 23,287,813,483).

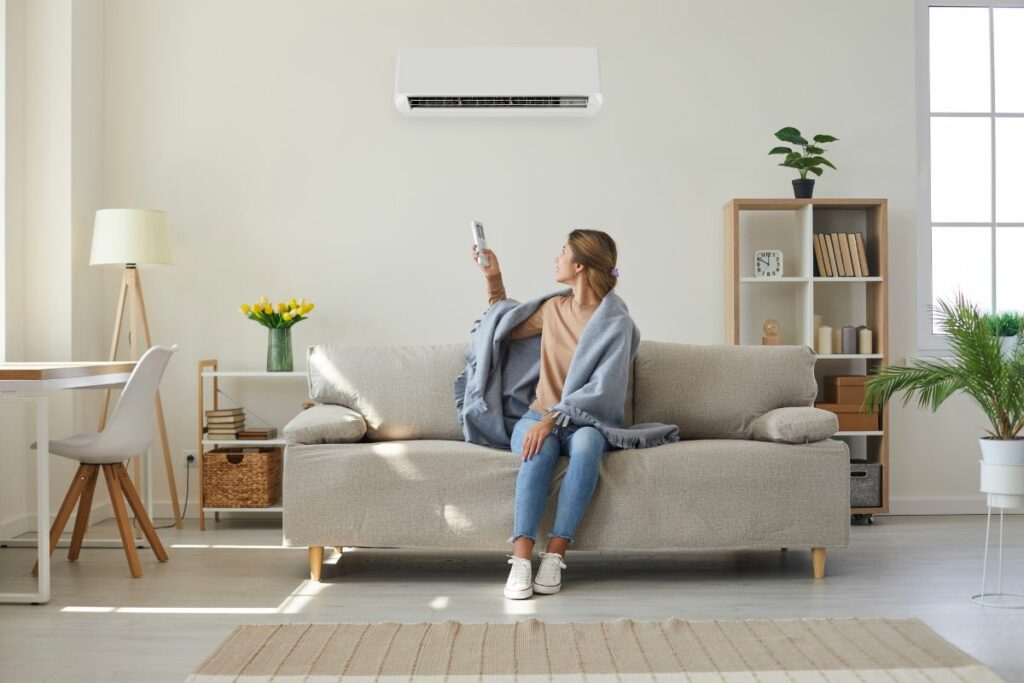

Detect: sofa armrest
283,403,367,445
750,407,838,444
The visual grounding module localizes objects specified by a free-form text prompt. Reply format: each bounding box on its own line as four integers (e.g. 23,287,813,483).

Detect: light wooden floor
1,515,1022,682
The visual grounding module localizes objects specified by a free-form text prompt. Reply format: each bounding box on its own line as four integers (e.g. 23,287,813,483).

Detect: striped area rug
187,617,1003,682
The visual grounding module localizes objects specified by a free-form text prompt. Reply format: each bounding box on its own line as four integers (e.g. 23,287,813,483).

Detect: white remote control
472,220,490,267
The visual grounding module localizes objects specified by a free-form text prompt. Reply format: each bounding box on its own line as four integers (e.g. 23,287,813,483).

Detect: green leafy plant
862,293,1024,440
769,127,839,179
985,311,1023,337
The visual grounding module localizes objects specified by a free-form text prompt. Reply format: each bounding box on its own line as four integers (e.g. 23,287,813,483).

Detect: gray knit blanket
453,287,680,450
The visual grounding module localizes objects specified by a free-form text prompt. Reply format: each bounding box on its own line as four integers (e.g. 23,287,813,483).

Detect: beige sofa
283,340,850,582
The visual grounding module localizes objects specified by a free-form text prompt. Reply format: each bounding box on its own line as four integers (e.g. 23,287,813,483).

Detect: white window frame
916,0,1024,353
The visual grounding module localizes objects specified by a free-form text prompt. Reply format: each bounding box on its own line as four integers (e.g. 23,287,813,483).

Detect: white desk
0,362,135,604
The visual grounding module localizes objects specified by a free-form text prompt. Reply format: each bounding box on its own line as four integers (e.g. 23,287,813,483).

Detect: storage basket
850,459,882,508
203,447,282,508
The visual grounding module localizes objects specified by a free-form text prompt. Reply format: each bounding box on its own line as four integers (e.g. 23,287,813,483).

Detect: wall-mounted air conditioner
394,47,602,117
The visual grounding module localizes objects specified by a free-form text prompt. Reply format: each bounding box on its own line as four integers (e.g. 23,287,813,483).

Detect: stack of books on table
205,408,245,441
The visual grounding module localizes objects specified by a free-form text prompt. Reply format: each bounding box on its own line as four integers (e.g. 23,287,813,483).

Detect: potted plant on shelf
862,293,1024,506
240,296,315,372
985,311,1023,359
769,126,839,199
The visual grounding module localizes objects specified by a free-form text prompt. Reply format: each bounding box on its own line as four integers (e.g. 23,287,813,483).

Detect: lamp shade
90,208,173,267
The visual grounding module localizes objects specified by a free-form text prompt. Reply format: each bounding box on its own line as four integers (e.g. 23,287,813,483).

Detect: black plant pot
792,178,815,199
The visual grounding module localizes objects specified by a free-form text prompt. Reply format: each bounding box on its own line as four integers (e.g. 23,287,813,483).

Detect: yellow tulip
263,304,274,315
240,304,251,314
289,298,298,309
300,303,314,315
290,309,300,318
259,296,269,305
277,302,287,313
283,312,293,321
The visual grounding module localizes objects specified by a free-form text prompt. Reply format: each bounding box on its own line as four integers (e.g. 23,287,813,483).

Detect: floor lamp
90,208,183,530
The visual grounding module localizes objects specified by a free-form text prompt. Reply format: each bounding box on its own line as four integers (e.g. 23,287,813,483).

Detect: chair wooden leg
309,546,324,582
102,464,143,578
32,464,91,577
114,463,168,562
812,547,826,579
68,465,100,561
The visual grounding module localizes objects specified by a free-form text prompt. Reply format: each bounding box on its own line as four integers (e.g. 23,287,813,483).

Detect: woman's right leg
509,413,562,559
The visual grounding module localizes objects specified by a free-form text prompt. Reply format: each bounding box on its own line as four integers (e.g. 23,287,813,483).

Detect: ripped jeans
508,408,610,546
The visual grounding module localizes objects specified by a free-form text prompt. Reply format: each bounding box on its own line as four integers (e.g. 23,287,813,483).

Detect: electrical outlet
182,449,197,468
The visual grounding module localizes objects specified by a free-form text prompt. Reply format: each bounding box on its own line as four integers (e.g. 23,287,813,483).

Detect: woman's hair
567,229,618,298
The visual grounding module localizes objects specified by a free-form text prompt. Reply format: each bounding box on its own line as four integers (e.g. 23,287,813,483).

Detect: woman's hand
471,244,501,278
521,418,555,460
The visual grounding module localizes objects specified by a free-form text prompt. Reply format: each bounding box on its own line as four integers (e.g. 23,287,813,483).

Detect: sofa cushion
283,437,850,551
283,404,367,445
631,341,818,440
307,343,466,441
750,407,838,444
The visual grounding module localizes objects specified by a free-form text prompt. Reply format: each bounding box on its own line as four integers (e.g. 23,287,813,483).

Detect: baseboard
888,496,1024,515
0,502,116,539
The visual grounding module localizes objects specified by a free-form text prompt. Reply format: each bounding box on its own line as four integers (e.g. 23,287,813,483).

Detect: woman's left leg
547,426,609,554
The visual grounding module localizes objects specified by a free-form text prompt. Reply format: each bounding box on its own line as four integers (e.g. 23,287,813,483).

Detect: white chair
31,345,178,579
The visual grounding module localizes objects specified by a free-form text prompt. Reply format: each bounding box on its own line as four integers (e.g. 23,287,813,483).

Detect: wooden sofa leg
811,547,826,579
309,546,324,582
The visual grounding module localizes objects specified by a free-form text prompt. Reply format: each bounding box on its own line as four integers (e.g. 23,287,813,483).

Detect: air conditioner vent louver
408,96,589,109
395,48,602,117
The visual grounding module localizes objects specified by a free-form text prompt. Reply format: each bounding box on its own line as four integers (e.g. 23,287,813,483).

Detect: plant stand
971,495,1024,609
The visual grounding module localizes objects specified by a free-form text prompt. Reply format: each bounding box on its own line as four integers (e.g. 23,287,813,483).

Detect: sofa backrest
631,341,818,440
307,343,636,441
308,343,466,441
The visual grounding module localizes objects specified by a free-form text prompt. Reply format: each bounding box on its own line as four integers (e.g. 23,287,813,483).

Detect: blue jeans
509,409,610,546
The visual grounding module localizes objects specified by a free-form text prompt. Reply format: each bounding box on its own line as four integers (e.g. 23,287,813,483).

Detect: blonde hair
567,229,618,299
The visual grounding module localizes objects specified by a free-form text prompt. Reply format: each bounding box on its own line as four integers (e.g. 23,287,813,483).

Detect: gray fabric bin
850,459,881,507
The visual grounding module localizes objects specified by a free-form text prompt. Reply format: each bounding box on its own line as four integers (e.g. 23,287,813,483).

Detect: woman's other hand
472,245,501,278
521,418,555,460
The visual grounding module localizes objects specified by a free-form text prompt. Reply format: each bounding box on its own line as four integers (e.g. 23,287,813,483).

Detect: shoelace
507,556,532,583
538,552,567,570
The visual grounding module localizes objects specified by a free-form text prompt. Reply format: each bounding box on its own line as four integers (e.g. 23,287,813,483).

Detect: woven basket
203,447,282,508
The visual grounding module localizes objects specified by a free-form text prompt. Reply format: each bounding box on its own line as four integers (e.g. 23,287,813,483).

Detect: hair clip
609,267,619,277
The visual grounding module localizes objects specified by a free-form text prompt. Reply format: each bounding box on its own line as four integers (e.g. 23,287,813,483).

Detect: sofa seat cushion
283,438,850,552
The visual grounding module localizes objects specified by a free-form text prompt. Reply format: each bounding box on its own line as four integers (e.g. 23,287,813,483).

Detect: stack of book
206,408,245,441
812,232,871,278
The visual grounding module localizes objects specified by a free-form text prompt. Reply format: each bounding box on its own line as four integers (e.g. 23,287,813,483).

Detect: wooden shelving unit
724,198,889,515
196,359,305,529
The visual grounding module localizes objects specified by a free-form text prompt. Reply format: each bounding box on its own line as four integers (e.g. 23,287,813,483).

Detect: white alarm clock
754,249,783,278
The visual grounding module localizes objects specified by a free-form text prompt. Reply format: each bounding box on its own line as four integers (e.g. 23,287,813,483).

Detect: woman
471,229,620,600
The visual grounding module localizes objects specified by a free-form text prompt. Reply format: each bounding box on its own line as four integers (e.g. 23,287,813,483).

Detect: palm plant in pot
985,311,1023,359
862,293,1024,507
769,127,838,198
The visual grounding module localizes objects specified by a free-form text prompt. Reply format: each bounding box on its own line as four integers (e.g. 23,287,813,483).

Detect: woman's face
555,237,580,284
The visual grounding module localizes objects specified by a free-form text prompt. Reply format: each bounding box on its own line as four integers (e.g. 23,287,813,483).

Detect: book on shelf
238,427,278,440
847,233,863,277
205,407,243,418
206,416,245,426
829,234,846,276
854,232,870,276
207,429,241,438
812,234,827,277
838,233,854,276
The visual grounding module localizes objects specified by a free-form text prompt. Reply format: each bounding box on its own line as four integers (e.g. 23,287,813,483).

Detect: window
917,1,1024,349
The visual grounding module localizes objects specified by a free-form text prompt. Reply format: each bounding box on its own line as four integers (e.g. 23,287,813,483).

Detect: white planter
979,438,1024,509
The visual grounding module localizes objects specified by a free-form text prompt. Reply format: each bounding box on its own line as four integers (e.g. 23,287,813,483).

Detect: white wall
4,0,998,526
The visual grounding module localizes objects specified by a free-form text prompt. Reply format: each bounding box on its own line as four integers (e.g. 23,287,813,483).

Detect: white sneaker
533,552,566,594
504,556,534,600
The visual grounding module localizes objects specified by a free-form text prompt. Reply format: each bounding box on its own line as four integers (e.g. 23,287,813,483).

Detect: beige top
486,273,598,420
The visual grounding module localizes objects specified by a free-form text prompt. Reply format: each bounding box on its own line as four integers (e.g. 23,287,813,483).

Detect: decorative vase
266,327,293,372
792,178,815,198
979,438,1024,509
